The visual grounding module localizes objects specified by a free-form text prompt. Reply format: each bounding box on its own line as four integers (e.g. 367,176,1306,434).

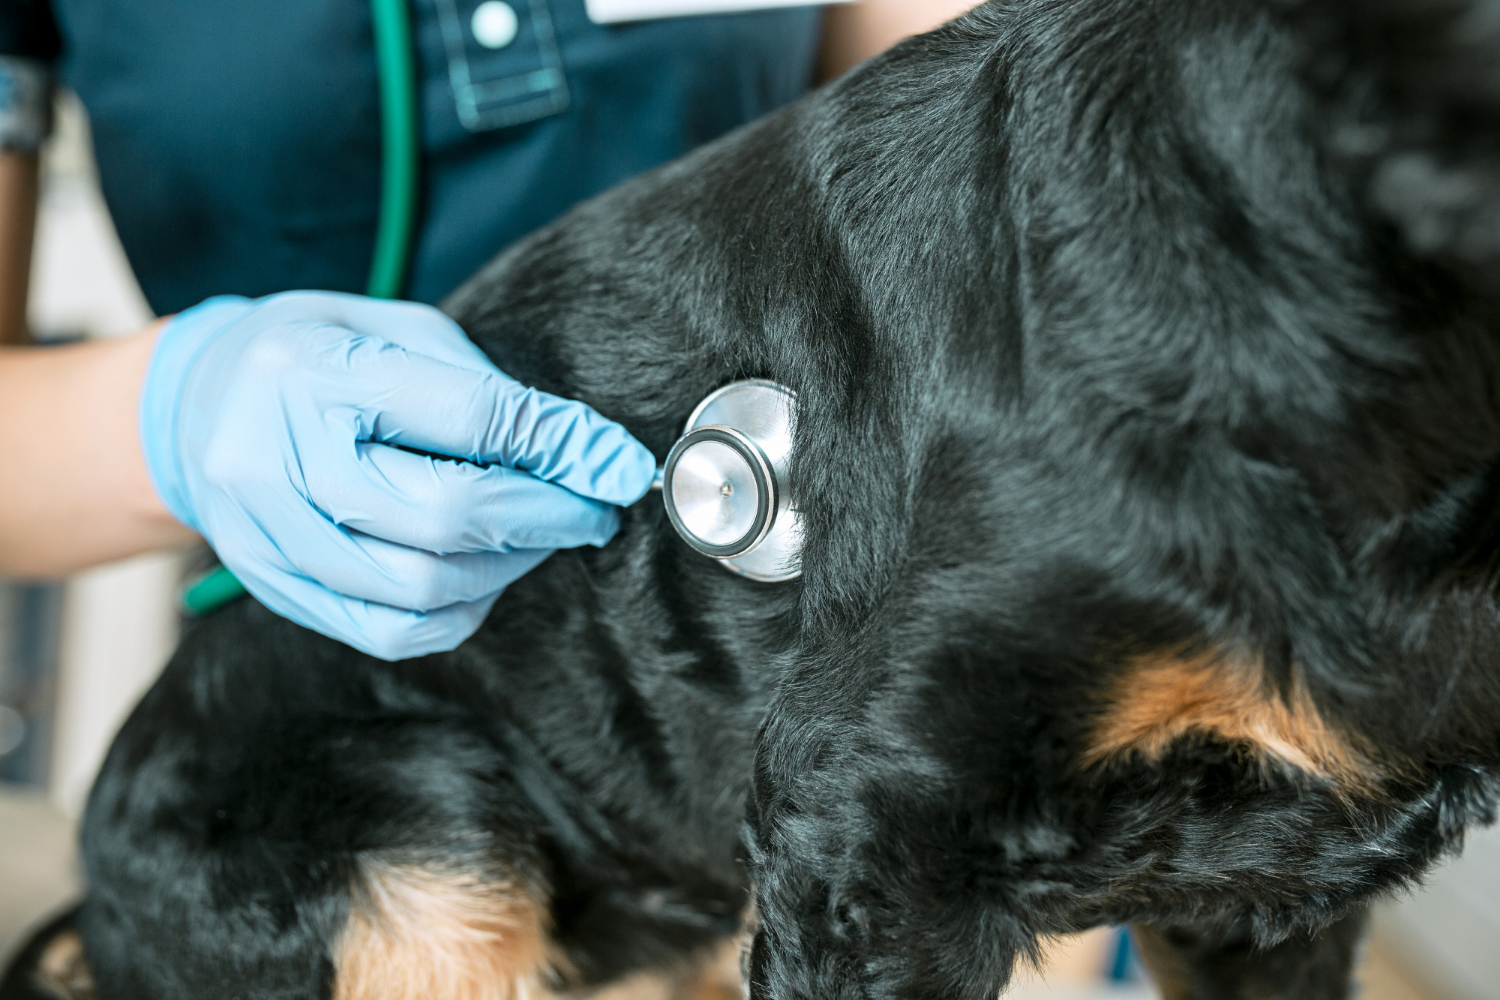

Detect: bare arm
820,0,984,80
0,320,197,577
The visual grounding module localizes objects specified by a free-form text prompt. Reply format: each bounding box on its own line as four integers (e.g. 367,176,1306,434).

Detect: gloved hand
139,291,656,660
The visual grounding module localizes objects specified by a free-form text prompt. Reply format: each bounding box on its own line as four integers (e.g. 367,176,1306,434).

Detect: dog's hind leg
0,908,94,1000
332,847,565,1000
76,692,569,1000
1131,907,1367,1000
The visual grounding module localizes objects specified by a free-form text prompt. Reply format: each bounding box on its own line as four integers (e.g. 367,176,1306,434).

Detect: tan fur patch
671,937,748,1000
1083,652,1373,787
586,939,745,1000
587,910,751,1000
333,858,566,1000
1129,925,1193,1000
35,930,95,1000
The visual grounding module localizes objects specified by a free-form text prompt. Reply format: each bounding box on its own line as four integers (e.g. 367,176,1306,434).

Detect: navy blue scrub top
1,0,822,314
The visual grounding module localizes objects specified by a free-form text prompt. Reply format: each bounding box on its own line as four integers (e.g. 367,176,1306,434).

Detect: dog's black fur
7,1,1500,997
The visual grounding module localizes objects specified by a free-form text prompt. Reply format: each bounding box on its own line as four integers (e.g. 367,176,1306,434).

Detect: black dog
7,0,1500,997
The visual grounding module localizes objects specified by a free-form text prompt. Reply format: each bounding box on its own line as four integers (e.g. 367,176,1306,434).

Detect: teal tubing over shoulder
367,0,422,300
182,0,420,618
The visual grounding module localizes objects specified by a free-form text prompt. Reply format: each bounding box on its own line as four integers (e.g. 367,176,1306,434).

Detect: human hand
139,291,655,660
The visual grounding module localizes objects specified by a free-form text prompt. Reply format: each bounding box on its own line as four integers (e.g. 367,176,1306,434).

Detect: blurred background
2,89,1498,1000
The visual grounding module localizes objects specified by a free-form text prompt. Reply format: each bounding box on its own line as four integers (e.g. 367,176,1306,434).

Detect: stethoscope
656,380,803,582
184,1,796,614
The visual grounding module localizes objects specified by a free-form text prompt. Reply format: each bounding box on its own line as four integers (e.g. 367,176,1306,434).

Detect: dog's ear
1293,0,1500,287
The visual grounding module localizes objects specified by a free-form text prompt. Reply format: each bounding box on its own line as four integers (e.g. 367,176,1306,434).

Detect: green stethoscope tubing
366,0,422,303
182,0,420,616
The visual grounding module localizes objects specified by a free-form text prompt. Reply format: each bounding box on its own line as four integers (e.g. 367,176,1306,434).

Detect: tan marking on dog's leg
35,930,96,1000
671,938,748,1000
583,969,679,1000
582,903,755,1000
1129,925,1192,1000
334,858,568,1000
1083,652,1374,788
583,938,747,1000
671,900,755,1000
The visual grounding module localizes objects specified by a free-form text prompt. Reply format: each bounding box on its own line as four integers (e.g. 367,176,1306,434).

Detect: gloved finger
304,442,625,554
249,291,494,371
239,564,510,661
328,337,657,506
279,509,557,612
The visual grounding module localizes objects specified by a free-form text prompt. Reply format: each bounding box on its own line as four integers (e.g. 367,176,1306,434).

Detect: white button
472,1,520,49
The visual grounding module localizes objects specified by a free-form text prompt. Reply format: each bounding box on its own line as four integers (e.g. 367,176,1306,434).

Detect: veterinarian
0,1,975,659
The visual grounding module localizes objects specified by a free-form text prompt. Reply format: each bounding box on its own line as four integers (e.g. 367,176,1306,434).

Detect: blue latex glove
139,291,656,660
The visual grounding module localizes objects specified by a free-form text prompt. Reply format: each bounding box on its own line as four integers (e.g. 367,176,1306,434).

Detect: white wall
1377,822,1500,1000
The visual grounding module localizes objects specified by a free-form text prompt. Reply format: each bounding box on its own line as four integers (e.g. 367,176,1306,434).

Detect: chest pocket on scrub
430,0,570,131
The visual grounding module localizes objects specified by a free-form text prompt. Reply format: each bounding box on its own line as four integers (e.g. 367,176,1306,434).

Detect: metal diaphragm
664,426,775,559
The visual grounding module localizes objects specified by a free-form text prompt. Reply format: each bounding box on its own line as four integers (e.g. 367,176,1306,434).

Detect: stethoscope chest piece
662,380,802,582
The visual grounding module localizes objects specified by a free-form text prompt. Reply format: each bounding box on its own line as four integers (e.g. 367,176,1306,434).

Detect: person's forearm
821,0,984,80
0,153,40,346
0,321,198,577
